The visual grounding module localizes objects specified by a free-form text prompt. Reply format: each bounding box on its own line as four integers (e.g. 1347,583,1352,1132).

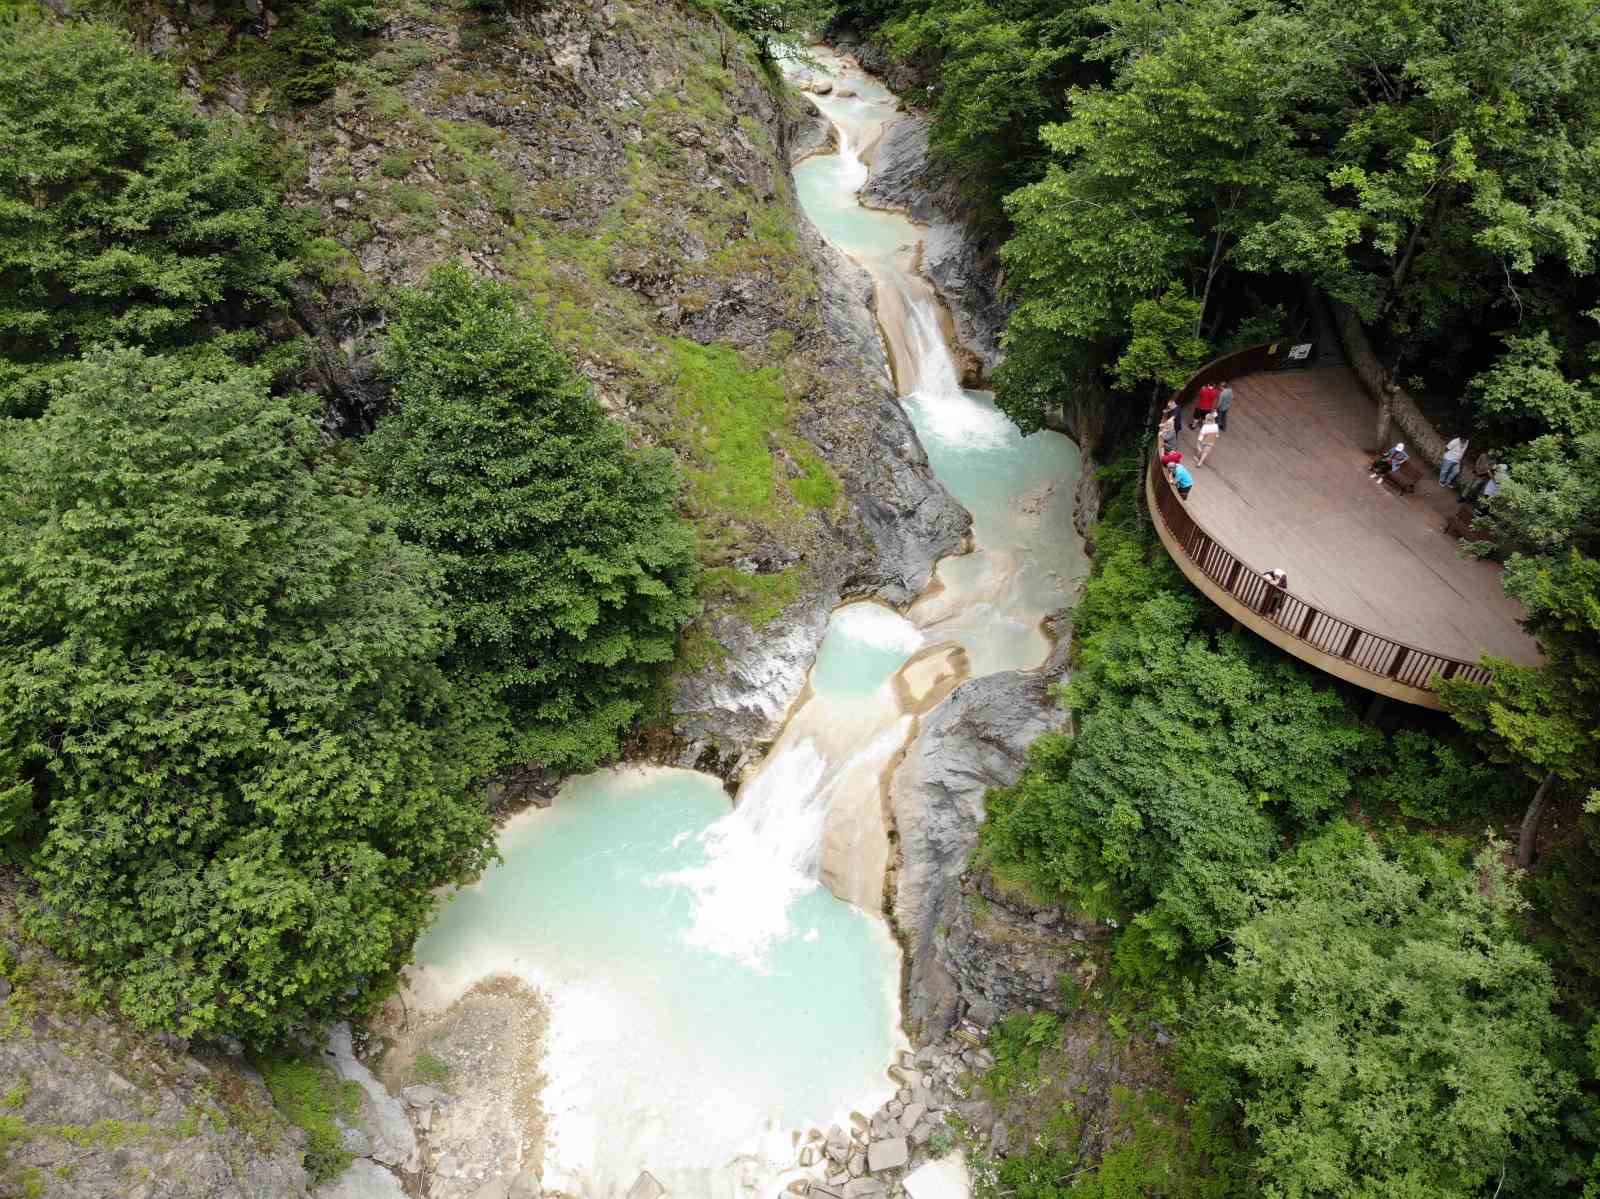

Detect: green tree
878,0,1089,224
0,23,298,417
1240,0,1600,341
0,348,496,1044
1467,332,1600,443
717,0,835,61
994,0,1301,431
368,266,700,773
1186,822,1571,1199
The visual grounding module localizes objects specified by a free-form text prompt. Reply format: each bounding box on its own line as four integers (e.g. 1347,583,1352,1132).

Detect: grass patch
663,339,788,527
788,441,842,510
257,1054,363,1185
700,565,807,627
410,1049,450,1087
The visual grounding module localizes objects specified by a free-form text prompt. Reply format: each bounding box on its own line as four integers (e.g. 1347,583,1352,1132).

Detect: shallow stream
407,46,1086,1198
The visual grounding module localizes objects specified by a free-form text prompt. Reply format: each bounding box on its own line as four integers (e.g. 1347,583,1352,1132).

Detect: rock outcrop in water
884,620,1116,1047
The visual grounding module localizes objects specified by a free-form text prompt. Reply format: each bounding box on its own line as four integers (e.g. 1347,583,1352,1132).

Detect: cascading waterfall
403,44,1086,1199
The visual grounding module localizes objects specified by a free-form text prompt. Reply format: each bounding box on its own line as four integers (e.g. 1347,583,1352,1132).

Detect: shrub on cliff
0,348,497,1043
0,23,298,417
368,265,700,772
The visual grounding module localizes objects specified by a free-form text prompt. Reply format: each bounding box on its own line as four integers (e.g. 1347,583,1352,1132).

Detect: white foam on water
654,738,830,967
829,600,924,654
658,720,912,966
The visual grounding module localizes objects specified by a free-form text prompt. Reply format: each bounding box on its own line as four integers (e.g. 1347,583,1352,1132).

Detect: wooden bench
1380,459,1423,495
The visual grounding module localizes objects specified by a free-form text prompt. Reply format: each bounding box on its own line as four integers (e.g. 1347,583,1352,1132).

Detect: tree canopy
0,22,299,417
368,265,700,773
1186,823,1571,1199
0,349,497,1043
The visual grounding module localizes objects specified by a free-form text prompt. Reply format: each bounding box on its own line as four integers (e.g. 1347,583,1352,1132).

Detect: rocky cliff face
0,900,310,1199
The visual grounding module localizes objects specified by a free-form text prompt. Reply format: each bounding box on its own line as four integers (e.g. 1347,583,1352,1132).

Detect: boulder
401,1083,448,1108
313,1159,408,1199
507,1168,543,1199
469,1180,512,1199
867,1138,910,1173
626,1172,666,1199
844,1181,887,1199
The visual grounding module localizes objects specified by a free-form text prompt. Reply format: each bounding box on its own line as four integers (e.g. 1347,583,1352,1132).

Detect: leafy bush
0,348,496,1044
1354,728,1521,825
258,1055,362,1184
369,265,699,772
1184,821,1571,1198
270,0,389,105
982,1011,1061,1099
0,23,298,416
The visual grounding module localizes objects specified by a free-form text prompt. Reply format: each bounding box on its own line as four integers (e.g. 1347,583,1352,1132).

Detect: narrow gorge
384,44,1087,1199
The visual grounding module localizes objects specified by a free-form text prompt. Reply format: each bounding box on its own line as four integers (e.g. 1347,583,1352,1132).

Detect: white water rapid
403,45,1086,1199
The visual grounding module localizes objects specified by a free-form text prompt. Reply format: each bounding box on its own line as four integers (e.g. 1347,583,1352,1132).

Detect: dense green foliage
368,266,700,772
841,0,1600,431
0,23,298,417
0,349,496,1043
982,489,1374,963
977,481,1575,1193
1188,823,1570,1198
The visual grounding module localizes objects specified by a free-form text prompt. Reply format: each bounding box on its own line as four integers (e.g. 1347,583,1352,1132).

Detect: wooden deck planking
1175,365,1541,666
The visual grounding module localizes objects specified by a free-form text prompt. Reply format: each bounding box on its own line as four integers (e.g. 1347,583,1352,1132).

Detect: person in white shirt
1439,435,1469,488
1196,414,1221,466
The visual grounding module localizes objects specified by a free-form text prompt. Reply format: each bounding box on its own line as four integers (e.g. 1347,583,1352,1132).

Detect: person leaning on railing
1260,568,1289,619
1167,456,1194,501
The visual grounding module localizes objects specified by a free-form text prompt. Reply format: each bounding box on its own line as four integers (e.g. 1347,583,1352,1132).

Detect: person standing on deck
1193,382,1219,427
1160,413,1178,455
1197,413,1221,466
1216,381,1234,431
1169,460,1195,501
1163,397,1182,434
1439,435,1469,487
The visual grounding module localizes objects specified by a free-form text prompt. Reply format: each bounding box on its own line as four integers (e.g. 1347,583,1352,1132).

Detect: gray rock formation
314,1158,409,1199
0,928,308,1199
890,657,1068,1042
860,114,1009,378
324,1023,420,1175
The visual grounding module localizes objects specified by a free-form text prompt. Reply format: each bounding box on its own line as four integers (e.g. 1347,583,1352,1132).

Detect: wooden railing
1149,346,1493,695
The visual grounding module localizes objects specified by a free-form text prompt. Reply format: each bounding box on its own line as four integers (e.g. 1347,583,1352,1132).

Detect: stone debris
867,1137,909,1173
314,1158,410,1199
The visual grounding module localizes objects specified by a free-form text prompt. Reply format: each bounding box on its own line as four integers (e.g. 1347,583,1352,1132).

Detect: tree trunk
1516,772,1557,869
1373,390,1393,456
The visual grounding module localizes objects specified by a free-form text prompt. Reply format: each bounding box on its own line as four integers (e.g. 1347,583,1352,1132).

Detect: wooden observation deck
1146,344,1542,709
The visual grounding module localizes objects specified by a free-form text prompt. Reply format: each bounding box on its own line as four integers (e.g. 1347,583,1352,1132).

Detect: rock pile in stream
786,1026,996,1198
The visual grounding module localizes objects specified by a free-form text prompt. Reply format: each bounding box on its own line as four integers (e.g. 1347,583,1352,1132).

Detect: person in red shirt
1161,450,1183,468
1193,382,1220,423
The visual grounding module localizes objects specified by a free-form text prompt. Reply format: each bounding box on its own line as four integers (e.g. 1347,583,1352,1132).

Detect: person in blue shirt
1169,461,1194,501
